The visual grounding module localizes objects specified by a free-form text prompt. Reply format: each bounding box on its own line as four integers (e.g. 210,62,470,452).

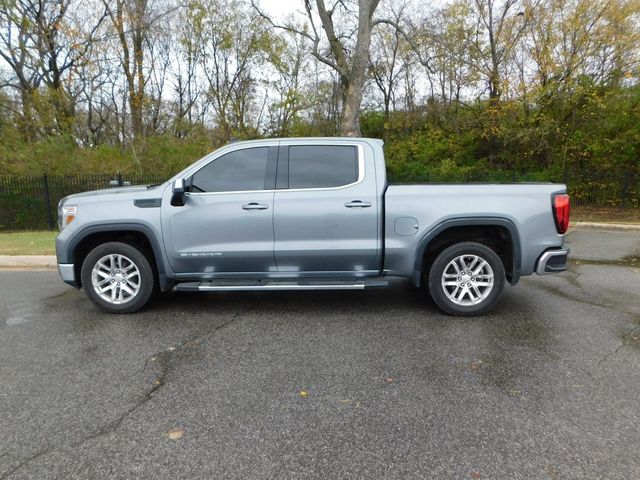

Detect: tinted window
288,145,358,189
191,147,269,192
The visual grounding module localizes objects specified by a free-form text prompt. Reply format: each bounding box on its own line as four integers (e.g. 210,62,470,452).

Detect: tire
81,241,156,313
427,242,505,316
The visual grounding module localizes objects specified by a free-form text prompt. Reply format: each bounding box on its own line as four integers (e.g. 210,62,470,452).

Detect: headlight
59,205,77,231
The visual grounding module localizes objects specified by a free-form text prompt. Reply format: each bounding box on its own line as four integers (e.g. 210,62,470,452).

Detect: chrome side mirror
172,178,185,195
171,178,186,206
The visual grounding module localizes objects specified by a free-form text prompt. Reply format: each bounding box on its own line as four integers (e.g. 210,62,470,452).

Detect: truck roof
227,137,384,146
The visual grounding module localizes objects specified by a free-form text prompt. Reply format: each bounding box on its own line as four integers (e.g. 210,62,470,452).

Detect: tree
264,32,309,136
191,0,269,140
171,6,205,138
471,0,527,99
368,2,407,116
255,0,382,136
0,0,104,138
100,0,158,140
0,0,40,139
523,0,640,92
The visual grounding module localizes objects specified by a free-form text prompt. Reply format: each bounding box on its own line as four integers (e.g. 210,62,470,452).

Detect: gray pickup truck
55,138,570,315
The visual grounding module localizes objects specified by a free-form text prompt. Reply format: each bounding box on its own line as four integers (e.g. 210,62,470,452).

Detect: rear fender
412,217,521,287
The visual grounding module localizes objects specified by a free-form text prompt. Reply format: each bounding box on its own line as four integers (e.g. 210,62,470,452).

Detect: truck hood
60,184,163,205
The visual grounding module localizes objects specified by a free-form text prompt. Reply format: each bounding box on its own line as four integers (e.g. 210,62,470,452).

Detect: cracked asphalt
1,228,639,479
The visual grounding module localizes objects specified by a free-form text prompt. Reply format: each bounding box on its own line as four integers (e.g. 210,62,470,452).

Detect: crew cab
55,138,570,315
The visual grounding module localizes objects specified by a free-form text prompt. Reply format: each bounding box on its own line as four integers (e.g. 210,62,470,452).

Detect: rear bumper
536,248,570,275
58,263,79,288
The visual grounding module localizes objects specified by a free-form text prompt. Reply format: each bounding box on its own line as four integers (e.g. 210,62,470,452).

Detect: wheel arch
65,223,173,292
413,217,521,287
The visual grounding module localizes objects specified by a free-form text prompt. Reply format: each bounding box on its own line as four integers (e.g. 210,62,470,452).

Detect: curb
570,222,640,231
0,222,637,269
0,255,57,270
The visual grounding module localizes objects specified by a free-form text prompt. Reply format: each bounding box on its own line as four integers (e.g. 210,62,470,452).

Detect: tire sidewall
428,242,505,316
81,242,155,313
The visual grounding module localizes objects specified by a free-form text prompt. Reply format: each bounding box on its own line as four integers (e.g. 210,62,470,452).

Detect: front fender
56,222,174,292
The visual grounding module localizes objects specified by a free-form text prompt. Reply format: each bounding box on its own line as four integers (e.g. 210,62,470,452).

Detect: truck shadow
148,278,556,354
154,278,431,316
147,278,561,409
55,276,559,400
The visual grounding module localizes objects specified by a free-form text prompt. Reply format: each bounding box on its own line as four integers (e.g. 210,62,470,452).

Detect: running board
174,278,388,292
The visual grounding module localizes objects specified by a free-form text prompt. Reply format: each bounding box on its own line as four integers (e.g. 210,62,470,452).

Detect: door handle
344,200,372,208
242,202,268,210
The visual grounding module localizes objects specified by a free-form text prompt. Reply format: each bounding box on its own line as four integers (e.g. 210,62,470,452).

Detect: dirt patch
572,207,640,224
570,254,640,268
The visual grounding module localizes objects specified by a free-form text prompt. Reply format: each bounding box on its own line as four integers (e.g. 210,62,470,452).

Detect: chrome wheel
441,254,494,306
91,254,141,305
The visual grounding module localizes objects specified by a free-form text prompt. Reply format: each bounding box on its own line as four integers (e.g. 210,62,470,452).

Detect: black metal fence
0,172,638,232
0,173,166,232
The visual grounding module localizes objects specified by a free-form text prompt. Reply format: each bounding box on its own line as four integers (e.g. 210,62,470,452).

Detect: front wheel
428,242,505,316
81,242,156,313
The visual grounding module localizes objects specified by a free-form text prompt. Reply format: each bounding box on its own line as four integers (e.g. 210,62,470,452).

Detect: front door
273,144,380,275
162,146,277,276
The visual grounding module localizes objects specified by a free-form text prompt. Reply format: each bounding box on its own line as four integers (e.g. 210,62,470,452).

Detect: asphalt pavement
0,229,639,479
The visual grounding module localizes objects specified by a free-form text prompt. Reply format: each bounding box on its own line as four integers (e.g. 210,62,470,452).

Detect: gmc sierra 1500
56,138,570,315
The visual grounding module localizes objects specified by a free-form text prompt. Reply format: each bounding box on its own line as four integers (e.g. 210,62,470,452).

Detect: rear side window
288,145,358,189
191,147,269,193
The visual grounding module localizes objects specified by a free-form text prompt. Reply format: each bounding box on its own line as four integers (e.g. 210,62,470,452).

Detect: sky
259,0,302,19
258,0,449,18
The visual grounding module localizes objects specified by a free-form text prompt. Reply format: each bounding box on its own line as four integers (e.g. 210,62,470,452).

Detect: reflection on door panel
163,147,276,274
274,145,379,273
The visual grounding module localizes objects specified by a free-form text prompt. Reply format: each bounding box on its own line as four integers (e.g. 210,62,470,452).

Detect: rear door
273,143,380,275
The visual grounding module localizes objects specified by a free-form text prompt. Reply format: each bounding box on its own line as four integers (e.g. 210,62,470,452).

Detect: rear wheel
428,242,505,316
81,242,156,313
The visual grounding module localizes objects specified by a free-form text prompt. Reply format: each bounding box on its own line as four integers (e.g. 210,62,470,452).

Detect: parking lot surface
1,229,639,479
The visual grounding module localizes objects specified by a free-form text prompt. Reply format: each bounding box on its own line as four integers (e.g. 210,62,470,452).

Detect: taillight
552,193,570,234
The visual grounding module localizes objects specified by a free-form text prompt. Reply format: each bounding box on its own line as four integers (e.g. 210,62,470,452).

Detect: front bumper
536,248,570,275
58,263,79,288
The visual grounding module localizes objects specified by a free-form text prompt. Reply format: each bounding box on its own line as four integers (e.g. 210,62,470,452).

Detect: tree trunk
108,0,146,140
488,67,501,99
19,87,37,141
341,80,363,136
339,0,379,137
132,0,146,139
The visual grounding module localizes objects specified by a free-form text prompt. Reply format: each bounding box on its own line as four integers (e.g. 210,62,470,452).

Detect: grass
0,208,637,256
0,231,57,255
571,207,640,224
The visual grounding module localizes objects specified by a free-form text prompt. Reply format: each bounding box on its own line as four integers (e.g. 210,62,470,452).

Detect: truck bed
383,183,566,280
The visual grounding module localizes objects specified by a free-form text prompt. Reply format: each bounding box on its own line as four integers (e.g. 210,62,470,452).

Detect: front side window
288,145,358,189
191,147,269,193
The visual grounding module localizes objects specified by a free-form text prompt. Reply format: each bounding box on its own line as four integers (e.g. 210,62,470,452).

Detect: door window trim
183,142,364,196
276,143,365,192
186,145,278,196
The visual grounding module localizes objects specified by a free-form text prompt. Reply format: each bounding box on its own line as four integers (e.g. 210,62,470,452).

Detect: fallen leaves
470,360,483,371
166,427,185,440
338,399,362,408
299,390,309,398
